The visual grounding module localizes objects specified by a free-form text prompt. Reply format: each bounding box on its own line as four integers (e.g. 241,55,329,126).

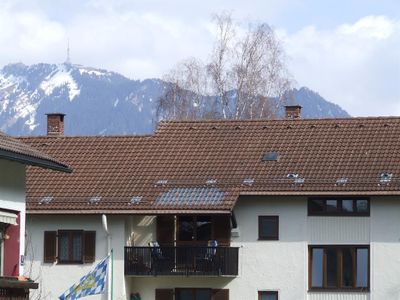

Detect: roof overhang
26,209,231,215
239,191,400,196
0,149,72,173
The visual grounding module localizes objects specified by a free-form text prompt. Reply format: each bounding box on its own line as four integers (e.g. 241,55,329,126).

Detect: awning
0,211,18,225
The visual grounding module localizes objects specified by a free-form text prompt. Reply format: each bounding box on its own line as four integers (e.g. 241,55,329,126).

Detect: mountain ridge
0,62,350,136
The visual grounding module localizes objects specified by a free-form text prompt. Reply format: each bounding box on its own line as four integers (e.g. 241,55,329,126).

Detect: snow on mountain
0,62,350,136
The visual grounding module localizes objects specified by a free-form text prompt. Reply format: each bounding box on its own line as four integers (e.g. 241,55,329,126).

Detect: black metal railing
124,246,239,276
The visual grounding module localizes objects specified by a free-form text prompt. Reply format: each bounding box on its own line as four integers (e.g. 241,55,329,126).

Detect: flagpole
111,248,114,300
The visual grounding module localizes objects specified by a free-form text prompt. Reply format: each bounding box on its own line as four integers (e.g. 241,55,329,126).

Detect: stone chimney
284,105,302,119
46,113,65,136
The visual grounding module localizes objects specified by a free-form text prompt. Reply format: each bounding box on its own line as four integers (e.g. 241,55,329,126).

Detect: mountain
0,63,350,136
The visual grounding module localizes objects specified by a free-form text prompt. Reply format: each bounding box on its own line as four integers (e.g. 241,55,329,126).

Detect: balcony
124,246,239,277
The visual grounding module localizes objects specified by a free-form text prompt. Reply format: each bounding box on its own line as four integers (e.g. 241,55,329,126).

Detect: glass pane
326,248,338,287
196,289,211,300
309,199,324,213
72,233,82,261
260,292,278,300
178,289,193,300
357,248,369,287
311,248,324,287
196,216,212,241
59,233,69,261
326,200,338,212
342,248,354,287
260,217,278,239
178,216,194,241
342,200,354,213
356,200,368,213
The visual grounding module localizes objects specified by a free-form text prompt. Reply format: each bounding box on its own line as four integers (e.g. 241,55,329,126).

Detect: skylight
39,196,54,205
89,196,102,204
380,172,393,184
262,152,279,162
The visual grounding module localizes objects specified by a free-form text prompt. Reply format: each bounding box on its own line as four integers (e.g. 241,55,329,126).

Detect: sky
0,0,399,116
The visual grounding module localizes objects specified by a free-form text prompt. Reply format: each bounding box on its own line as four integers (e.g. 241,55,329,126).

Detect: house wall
25,215,127,300
26,195,400,300
0,159,26,277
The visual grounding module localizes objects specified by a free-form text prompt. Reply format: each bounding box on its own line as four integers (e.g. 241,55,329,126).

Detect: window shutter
44,231,57,263
83,231,96,263
155,289,173,300
212,289,229,300
157,216,174,246
213,215,231,246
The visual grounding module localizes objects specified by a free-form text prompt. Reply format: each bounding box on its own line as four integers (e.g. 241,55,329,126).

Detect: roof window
262,152,279,162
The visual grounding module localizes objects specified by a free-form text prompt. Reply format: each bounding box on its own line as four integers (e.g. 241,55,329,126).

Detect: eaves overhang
0,149,72,173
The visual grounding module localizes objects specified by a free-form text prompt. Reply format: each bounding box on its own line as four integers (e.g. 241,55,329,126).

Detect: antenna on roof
65,38,71,65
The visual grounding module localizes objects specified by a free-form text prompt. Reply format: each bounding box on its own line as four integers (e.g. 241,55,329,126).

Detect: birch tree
157,13,292,120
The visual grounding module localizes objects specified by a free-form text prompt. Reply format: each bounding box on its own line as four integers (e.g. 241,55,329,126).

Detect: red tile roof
0,131,71,172
20,117,400,214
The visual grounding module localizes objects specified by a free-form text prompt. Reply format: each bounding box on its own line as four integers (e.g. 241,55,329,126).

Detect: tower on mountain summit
65,39,71,64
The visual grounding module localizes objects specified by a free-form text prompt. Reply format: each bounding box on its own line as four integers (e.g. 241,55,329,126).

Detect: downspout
102,214,113,300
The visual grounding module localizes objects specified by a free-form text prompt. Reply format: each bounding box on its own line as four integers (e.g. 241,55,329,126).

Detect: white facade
0,159,26,276
25,195,400,299
25,215,127,300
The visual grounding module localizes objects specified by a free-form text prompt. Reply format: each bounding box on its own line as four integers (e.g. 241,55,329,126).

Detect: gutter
0,149,72,173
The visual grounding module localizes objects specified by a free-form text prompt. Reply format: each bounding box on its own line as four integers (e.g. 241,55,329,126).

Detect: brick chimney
285,105,302,119
46,113,65,136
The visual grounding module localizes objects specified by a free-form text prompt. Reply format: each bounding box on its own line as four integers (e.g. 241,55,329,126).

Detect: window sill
308,288,370,293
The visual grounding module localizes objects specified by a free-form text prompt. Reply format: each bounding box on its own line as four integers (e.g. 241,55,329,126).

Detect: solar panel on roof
262,152,279,161
155,187,225,206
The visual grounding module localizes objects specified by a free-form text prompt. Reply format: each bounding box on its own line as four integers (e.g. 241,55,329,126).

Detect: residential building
21,108,400,300
0,130,70,299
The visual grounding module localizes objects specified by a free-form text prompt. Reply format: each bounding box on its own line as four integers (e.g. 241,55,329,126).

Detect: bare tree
157,12,292,121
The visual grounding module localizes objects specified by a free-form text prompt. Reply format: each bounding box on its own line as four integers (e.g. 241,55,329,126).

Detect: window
178,216,212,242
258,216,279,240
308,198,370,216
58,230,84,263
43,230,96,264
258,291,278,300
176,288,212,300
309,246,369,290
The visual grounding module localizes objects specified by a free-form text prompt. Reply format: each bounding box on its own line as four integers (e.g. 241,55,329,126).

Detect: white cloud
280,15,400,116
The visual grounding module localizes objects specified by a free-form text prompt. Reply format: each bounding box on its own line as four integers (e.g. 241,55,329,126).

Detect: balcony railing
125,246,239,276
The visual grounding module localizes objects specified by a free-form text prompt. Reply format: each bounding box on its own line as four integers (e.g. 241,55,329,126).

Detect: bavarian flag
59,256,109,300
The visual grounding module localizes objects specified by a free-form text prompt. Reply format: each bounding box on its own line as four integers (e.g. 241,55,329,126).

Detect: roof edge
0,149,72,173
26,209,231,215
240,191,400,196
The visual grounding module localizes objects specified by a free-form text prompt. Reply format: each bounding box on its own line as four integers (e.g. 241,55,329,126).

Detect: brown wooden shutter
212,289,229,300
213,215,231,246
44,231,57,263
157,216,174,246
83,231,96,263
155,289,173,300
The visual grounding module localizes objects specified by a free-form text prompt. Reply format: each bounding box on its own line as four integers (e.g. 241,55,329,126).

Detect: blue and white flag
59,256,109,300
